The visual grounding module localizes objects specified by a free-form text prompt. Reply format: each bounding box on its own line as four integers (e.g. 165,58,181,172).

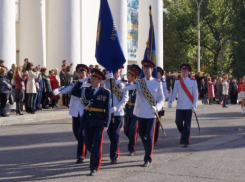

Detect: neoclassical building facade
0,0,163,72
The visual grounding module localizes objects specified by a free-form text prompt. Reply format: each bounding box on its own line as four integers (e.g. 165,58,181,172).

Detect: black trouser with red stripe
124,116,138,153
154,121,160,145
138,118,156,163
73,116,86,160
107,116,123,161
84,125,104,171
175,109,192,144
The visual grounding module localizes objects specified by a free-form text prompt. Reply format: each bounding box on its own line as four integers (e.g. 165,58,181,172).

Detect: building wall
11,0,163,71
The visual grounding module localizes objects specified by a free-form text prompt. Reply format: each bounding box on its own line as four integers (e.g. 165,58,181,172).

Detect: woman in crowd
41,67,52,109
48,70,59,108
0,67,12,117
200,78,208,105
222,75,229,108
229,79,238,104
14,66,28,115
26,62,40,114
216,78,223,104
207,77,216,105
239,77,245,114
33,66,42,112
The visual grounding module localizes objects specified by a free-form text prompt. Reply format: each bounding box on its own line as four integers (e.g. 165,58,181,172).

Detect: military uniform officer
106,69,129,164
53,64,90,164
71,68,111,176
154,67,169,145
124,64,141,156
168,63,198,147
123,60,164,167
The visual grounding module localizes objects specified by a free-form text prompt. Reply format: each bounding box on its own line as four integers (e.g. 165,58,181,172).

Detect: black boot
16,102,23,115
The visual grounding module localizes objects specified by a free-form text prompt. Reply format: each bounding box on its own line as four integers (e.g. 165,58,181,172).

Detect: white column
108,0,128,73
47,0,80,71
138,0,163,68
80,0,100,66
19,0,46,67
0,0,16,69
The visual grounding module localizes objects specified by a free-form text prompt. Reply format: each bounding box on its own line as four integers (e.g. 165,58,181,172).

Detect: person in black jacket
71,69,111,176
41,68,52,109
0,67,12,117
230,79,238,104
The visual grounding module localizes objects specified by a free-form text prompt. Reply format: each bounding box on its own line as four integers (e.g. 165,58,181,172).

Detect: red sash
180,77,194,103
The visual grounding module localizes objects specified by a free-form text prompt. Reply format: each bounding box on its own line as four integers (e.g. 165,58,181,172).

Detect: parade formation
45,60,197,176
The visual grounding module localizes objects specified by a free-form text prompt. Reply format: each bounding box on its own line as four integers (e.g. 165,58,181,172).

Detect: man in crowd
0,60,8,72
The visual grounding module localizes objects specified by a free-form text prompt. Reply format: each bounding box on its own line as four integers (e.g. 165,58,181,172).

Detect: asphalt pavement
0,104,245,182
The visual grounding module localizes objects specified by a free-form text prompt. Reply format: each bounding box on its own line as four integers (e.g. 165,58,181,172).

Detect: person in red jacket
49,70,59,108
239,77,245,114
14,66,28,115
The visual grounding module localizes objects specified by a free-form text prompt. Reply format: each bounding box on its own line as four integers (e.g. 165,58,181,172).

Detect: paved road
0,105,245,182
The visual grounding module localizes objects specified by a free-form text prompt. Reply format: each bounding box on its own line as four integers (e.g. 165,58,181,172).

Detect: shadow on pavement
1,124,245,181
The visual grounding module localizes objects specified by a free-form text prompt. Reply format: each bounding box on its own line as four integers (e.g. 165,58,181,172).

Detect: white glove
53,89,60,96
168,102,172,108
106,73,114,79
192,106,196,113
151,106,157,114
120,74,126,79
119,83,125,89
110,107,117,113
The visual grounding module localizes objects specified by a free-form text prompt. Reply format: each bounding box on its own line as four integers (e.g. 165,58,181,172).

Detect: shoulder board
190,78,196,80
100,87,110,93
175,78,180,81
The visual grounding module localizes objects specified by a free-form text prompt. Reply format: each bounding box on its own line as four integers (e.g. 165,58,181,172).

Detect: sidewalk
0,105,70,126
0,100,203,126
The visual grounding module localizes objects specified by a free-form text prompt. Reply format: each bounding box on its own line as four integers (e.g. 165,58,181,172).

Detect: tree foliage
163,0,245,77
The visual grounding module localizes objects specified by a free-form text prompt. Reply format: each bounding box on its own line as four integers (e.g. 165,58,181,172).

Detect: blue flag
141,6,158,78
95,0,126,74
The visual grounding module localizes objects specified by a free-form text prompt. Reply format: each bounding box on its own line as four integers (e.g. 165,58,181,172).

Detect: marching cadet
71,68,111,176
168,63,198,148
106,69,129,164
124,64,141,156
123,59,164,167
53,64,90,164
154,67,169,145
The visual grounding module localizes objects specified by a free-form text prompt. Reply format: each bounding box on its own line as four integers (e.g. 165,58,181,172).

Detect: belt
127,102,135,106
85,107,104,112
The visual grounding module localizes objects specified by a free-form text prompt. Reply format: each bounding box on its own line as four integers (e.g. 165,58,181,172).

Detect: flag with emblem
95,0,126,74
141,6,158,78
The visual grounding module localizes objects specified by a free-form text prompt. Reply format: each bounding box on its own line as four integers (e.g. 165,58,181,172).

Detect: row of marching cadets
52,61,198,176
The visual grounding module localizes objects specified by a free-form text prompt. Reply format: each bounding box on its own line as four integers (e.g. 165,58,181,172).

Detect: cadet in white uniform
154,66,169,145
106,70,129,164
53,64,90,164
124,60,164,167
168,63,198,147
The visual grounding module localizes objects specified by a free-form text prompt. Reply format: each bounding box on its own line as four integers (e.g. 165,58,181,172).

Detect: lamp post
214,39,229,76
195,0,204,72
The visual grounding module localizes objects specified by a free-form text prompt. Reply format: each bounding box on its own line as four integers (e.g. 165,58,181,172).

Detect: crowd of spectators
0,59,102,117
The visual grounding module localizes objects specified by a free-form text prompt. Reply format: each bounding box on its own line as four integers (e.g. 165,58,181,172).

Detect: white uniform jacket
168,77,198,110
58,82,90,117
125,77,164,119
162,81,169,100
105,78,129,117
